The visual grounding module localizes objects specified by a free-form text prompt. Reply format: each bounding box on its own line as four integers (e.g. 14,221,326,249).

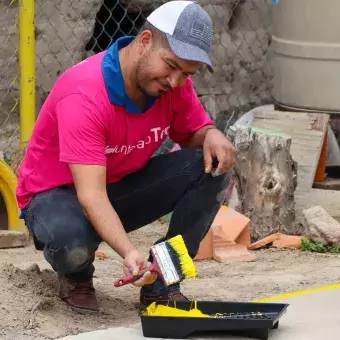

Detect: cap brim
165,33,214,73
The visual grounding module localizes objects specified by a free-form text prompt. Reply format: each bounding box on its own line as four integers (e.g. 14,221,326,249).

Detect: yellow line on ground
251,283,340,303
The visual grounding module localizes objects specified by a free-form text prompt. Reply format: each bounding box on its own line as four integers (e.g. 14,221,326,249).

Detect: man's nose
166,72,182,89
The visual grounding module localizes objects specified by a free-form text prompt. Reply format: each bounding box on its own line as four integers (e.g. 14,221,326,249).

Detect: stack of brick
195,206,302,263
194,206,255,263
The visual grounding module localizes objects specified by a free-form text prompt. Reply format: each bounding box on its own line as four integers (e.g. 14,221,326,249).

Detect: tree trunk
227,124,298,242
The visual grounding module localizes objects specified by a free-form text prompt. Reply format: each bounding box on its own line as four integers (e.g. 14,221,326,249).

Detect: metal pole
19,0,35,149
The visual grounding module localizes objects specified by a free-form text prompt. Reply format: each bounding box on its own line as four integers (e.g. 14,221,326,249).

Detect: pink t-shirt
16,48,213,209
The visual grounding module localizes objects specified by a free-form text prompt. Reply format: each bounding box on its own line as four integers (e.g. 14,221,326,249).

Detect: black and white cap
146,1,214,72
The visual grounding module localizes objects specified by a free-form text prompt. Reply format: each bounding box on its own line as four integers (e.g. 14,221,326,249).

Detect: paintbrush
113,235,197,287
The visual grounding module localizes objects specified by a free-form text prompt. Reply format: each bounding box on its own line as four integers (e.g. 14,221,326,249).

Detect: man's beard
135,54,164,98
138,83,164,98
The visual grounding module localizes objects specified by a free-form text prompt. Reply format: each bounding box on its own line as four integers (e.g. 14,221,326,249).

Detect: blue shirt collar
102,36,156,114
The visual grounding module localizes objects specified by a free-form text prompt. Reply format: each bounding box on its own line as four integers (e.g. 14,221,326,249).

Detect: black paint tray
140,300,288,340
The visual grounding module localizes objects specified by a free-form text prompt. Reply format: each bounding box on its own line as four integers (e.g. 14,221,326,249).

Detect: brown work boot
140,290,189,307
58,275,98,314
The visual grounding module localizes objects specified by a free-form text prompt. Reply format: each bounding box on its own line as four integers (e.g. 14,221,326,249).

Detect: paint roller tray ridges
140,300,289,340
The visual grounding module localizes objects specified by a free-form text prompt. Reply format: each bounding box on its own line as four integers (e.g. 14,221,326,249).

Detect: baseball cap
146,1,214,73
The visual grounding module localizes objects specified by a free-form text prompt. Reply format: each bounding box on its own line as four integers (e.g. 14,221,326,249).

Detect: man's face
135,34,200,98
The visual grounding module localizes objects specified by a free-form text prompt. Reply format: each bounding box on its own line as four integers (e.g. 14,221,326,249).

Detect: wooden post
227,124,299,242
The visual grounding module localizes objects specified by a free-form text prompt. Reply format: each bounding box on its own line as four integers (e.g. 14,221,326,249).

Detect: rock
26,263,41,274
14,282,26,288
0,230,28,249
303,206,340,245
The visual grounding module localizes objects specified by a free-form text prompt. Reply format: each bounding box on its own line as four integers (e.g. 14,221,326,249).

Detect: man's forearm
186,124,216,148
79,190,135,258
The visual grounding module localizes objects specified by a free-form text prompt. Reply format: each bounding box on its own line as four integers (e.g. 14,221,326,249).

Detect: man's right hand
123,249,157,287
69,163,158,287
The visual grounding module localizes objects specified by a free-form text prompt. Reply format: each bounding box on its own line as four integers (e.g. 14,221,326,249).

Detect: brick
212,225,232,248
272,234,302,249
248,233,280,250
194,226,213,261
212,225,256,263
211,206,250,242
235,223,251,247
213,242,256,263
195,206,252,261
0,230,28,249
95,250,109,260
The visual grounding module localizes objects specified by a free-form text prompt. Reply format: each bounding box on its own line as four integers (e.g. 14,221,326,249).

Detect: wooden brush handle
113,269,149,287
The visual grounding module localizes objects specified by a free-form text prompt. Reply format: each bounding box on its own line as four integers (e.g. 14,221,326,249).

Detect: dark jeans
24,148,231,296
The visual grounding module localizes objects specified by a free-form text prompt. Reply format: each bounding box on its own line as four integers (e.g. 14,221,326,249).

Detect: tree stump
227,124,298,242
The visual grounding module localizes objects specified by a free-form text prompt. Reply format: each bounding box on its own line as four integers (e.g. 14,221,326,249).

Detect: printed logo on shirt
105,126,170,155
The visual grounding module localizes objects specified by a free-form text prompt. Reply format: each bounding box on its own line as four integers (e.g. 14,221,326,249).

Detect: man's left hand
203,128,236,176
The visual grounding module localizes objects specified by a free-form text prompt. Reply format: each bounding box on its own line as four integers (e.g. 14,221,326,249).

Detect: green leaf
301,237,340,253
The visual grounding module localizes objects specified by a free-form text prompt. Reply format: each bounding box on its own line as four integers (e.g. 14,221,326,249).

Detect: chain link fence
0,0,21,164
0,0,273,164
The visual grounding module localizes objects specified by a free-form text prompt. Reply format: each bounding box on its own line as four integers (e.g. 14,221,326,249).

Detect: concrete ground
58,284,340,340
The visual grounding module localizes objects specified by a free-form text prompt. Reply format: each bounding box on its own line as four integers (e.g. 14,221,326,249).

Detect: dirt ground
1,221,340,340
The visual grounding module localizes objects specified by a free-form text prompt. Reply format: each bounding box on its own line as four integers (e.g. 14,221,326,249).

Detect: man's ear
137,30,153,54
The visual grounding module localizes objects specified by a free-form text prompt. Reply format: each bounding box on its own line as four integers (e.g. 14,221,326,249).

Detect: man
17,0,235,314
